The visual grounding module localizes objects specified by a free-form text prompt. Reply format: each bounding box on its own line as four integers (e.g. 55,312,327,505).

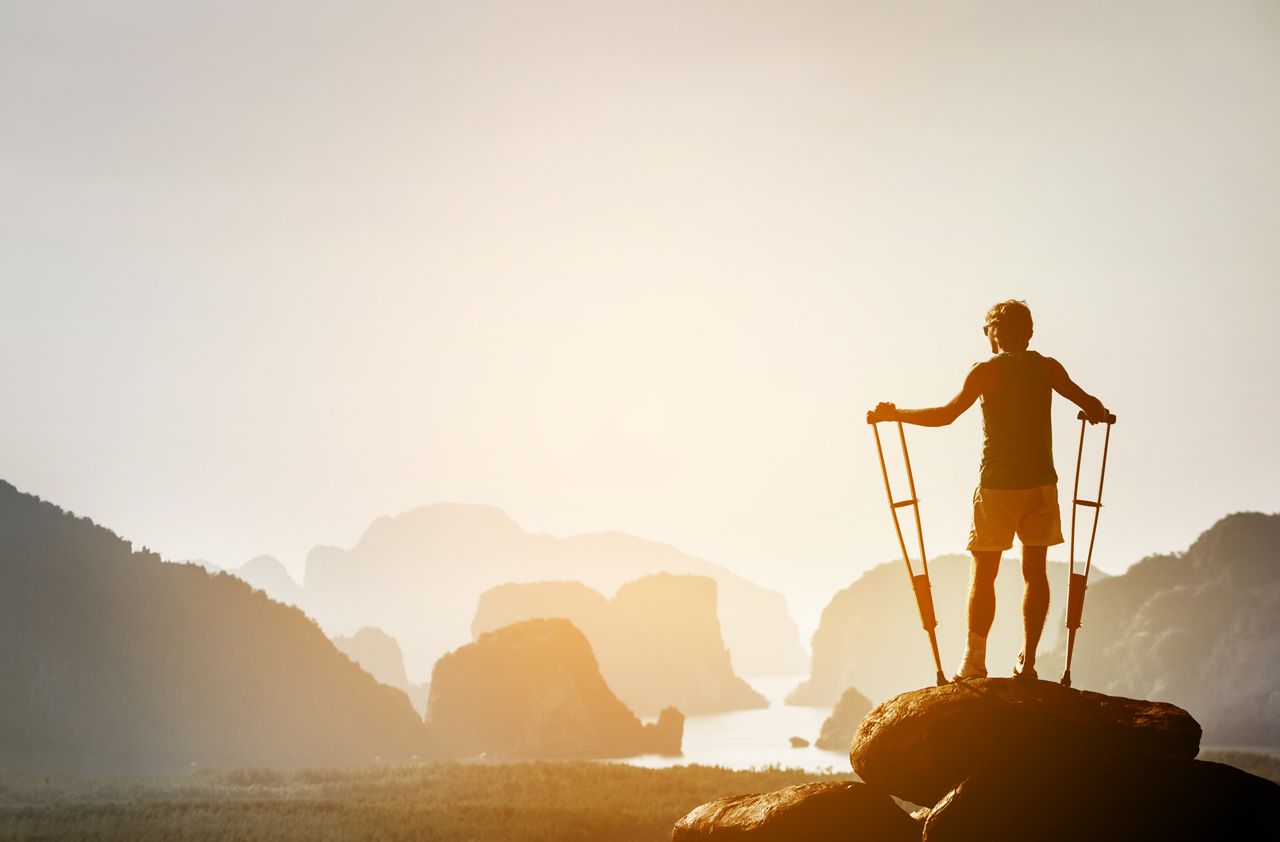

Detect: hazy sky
3,1,1278,637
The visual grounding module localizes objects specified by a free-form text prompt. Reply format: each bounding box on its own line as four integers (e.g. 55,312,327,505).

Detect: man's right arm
1044,357,1110,423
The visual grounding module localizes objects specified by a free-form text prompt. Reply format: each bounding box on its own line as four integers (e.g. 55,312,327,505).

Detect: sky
2,1,1278,639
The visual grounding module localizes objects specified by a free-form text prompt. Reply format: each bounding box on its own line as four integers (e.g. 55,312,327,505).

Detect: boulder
425,618,682,758
923,750,1280,841
672,780,920,842
851,678,1200,805
816,686,874,750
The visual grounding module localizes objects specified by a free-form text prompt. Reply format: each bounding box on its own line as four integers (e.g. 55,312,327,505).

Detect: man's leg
1019,544,1049,674
956,550,1001,678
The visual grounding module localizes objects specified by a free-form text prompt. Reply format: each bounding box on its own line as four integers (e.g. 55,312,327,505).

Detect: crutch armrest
1077,410,1117,424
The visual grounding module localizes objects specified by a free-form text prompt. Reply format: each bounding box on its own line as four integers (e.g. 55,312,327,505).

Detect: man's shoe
1012,653,1038,682
951,664,988,682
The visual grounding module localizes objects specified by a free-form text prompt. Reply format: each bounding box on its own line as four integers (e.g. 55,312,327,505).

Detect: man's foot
1012,652,1038,682
952,663,988,682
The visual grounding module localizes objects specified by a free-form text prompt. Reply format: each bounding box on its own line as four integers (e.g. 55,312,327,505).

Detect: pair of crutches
868,411,1115,689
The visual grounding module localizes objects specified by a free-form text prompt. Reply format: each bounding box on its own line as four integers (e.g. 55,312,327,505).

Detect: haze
3,1,1278,637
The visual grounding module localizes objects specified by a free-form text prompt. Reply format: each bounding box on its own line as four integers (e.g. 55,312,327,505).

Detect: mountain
0,480,428,771
790,555,1092,705
303,503,806,680
233,554,304,606
472,574,766,715
1044,511,1280,748
332,627,430,716
425,618,683,758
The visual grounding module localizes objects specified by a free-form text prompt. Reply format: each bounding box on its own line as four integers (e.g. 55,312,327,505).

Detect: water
613,675,851,773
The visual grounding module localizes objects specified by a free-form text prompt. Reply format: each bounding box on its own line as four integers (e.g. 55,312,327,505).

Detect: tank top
979,350,1057,489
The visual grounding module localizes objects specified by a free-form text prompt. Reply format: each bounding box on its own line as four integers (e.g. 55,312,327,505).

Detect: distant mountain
0,480,428,772
790,555,1091,705
333,627,430,716
425,618,683,759
1045,512,1280,748
303,503,806,679
472,574,766,715
233,555,304,606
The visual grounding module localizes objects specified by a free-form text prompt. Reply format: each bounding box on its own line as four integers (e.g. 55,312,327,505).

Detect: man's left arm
867,363,990,427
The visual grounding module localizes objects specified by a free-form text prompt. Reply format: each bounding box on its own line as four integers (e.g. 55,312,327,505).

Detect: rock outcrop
424,617,682,758
923,750,1280,841
472,574,766,715
0,481,429,772
672,781,919,842
676,677,1278,841
790,556,1091,706
851,678,1200,806
332,626,430,716
815,686,874,751
1045,511,1280,748
302,503,806,680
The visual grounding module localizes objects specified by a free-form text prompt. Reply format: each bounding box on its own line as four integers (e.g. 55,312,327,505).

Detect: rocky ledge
850,677,1201,806
673,678,1280,841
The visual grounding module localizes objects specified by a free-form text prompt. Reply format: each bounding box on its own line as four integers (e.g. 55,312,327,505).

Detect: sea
612,675,850,773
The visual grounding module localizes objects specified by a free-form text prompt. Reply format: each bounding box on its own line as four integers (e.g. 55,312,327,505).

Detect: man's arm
867,363,992,427
1043,357,1110,423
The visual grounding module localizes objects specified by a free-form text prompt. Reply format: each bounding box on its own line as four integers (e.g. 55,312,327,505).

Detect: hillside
0,481,428,771
472,574,766,715
303,503,805,679
1045,511,1280,747
790,555,1088,705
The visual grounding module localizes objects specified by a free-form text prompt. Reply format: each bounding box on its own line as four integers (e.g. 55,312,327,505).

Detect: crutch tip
935,670,950,687
1059,672,1072,688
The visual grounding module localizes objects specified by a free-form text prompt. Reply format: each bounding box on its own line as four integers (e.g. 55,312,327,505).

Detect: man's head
983,300,1033,351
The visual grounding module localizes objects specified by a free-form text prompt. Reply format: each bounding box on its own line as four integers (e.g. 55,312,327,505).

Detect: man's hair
984,299,1033,348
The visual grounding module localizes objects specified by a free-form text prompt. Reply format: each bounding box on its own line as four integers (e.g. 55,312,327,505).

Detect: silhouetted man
867,300,1109,681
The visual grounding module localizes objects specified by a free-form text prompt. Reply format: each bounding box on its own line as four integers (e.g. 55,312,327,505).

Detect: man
867,300,1110,681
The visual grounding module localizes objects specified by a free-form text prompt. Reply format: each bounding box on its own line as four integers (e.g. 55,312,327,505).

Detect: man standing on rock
867,300,1110,681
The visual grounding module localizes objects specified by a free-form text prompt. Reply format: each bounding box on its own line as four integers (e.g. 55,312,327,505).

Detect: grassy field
1,751,1273,841
0,761,856,842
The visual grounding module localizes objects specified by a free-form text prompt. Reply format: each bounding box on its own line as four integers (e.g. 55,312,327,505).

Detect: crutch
1060,409,1117,688
869,419,948,687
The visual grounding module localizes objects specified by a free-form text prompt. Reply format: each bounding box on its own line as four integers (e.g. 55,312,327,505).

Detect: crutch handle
1077,410,1117,424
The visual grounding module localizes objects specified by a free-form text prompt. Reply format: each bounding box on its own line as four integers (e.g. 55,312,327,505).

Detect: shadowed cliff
1044,511,1280,748
0,481,428,771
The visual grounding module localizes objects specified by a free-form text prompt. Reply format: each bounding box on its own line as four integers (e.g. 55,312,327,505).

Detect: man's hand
1082,397,1111,425
867,401,899,424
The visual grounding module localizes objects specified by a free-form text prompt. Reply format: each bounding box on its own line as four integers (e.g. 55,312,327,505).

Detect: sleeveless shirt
979,350,1057,489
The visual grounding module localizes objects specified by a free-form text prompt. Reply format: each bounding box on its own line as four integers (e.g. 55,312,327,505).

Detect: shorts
966,484,1064,552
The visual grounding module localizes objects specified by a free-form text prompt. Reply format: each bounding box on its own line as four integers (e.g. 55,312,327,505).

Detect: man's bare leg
1018,545,1049,677
955,550,1001,679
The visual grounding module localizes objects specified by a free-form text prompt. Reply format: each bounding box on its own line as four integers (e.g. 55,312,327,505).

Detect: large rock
851,678,1200,805
815,686,874,751
425,617,682,758
672,780,920,842
923,750,1280,841
473,575,767,715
